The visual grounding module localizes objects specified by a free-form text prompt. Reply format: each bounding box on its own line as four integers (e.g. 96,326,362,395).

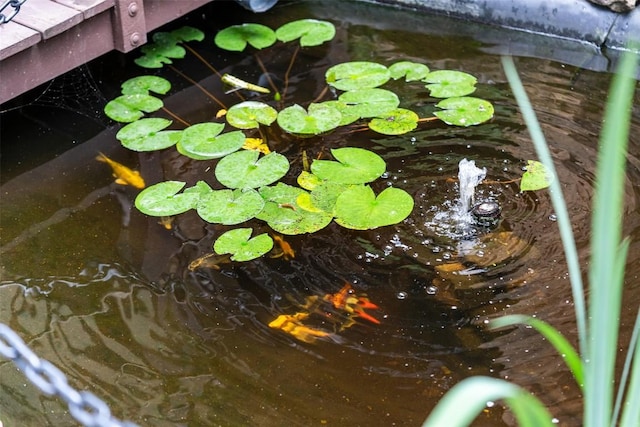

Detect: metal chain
0,323,139,427
0,0,26,24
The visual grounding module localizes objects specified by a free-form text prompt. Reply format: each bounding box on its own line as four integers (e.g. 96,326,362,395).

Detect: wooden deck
0,0,215,104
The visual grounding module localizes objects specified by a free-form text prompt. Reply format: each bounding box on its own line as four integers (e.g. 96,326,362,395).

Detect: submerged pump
471,201,501,228
234,0,278,12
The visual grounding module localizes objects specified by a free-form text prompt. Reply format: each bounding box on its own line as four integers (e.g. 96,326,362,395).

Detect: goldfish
96,152,145,189
188,252,232,271
270,234,295,260
324,283,380,324
269,313,331,343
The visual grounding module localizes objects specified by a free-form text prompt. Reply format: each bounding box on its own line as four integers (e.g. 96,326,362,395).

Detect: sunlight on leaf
325,61,391,91
176,123,245,160
135,181,201,217
389,61,430,82
311,147,386,184
424,70,477,98
369,108,419,135
227,101,278,129
318,100,360,126
214,23,276,51
116,118,182,151
520,160,553,191
105,94,163,123
121,75,171,96
275,19,335,47
197,188,265,224
215,150,289,189
338,88,400,118
213,228,274,262
277,103,342,135
434,96,494,126
334,185,414,230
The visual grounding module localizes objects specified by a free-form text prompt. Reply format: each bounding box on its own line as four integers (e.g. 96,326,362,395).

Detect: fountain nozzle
471,201,501,228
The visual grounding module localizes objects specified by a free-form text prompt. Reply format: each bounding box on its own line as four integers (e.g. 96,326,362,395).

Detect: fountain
455,158,487,226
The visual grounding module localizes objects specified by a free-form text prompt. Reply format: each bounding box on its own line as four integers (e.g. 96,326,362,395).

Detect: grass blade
614,305,640,426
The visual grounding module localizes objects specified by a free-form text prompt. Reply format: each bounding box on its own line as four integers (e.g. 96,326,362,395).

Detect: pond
1,1,639,426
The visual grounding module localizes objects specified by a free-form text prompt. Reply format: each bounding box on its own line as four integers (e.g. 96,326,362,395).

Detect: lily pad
277,103,342,135
121,75,171,96
424,70,477,98
170,26,205,42
317,100,360,126
104,94,163,123
135,40,185,69
176,123,245,160
214,23,276,51
226,101,278,129
338,88,399,118
389,61,430,82
325,61,391,91
308,180,350,213
197,188,265,224
275,19,335,47
368,108,419,135
334,185,414,230
434,96,494,127
311,147,386,184
213,228,274,262
116,118,182,151
521,160,553,191
215,150,289,189
135,181,201,217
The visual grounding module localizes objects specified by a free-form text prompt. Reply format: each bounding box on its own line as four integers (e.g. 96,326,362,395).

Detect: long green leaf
421,376,554,427
615,306,640,427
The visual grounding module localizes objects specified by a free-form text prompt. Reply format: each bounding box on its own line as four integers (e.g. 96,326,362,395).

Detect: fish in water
96,152,145,189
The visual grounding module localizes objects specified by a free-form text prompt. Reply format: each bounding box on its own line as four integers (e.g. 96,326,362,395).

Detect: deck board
53,0,114,19
12,0,84,39
0,21,41,60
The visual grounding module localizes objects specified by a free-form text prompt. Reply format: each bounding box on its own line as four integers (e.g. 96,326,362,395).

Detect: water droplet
426,285,437,295
548,213,557,221
486,401,495,408
397,291,408,300
410,137,416,143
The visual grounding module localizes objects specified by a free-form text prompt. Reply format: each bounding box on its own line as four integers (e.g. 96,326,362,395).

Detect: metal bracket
112,0,147,53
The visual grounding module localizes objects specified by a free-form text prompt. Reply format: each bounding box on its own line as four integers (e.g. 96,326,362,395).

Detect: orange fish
271,234,295,260
96,152,145,189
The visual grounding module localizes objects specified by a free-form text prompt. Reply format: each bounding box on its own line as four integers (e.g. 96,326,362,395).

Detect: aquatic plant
422,47,639,427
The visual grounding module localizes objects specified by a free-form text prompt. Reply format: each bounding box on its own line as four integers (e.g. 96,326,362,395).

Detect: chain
0,323,139,427
0,0,26,24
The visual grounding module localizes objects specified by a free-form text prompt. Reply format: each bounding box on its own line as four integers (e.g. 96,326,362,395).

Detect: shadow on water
1,1,640,426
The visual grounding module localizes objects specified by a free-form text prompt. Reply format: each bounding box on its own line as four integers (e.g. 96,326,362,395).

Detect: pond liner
353,0,640,75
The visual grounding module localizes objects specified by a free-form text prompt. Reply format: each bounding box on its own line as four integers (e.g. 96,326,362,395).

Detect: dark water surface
1,1,639,426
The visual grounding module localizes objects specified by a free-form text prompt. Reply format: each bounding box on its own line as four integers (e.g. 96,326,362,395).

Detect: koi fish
324,283,380,324
271,234,295,260
158,216,174,230
269,313,331,343
96,152,145,189
188,252,232,271
221,73,270,94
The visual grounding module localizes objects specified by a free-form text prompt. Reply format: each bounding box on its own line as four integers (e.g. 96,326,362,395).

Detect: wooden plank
145,0,213,31
12,0,84,39
54,0,115,19
0,21,41,60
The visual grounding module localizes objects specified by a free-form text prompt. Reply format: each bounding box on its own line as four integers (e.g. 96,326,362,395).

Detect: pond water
1,1,639,426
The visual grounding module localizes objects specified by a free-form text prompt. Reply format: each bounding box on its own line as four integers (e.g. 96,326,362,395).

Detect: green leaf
215,150,289,189
325,61,391,91
334,185,414,230
135,181,200,216
214,23,276,51
116,118,182,151
170,26,205,42
338,88,400,118
135,43,185,69
311,147,386,184
389,61,430,82
277,103,342,135
197,188,264,225
104,94,163,123
275,19,335,47
434,96,494,126
308,180,350,213
226,101,278,129
213,228,273,262
368,108,419,135
176,123,245,160
424,70,477,98
121,75,171,95
318,100,360,126
520,160,553,191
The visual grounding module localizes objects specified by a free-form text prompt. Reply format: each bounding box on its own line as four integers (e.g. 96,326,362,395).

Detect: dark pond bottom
1,1,639,426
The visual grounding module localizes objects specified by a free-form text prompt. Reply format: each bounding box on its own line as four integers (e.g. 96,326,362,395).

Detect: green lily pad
389,61,430,82
176,123,245,160
434,96,494,127
197,188,265,224
308,180,350,213
226,101,278,129
521,160,553,191
334,185,414,230
277,103,342,135
424,70,477,98
170,26,205,42
215,150,289,189
116,118,182,151
214,23,276,51
135,181,200,217
104,94,163,123
318,100,360,126
338,88,400,118
368,108,419,135
135,43,185,69
121,75,171,95
275,19,335,47
213,228,274,262
325,61,391,91
297,170,323,191
311,147,386,184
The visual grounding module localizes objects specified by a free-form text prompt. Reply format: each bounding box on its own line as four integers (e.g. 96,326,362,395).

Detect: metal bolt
130,32,141,46
128,2,138,17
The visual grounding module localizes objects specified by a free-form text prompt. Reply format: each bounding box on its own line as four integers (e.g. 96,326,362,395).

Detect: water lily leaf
368,108,419,135
334,185,414,230
311,147,386,184
520,160,553,191
325,61,391,91
215,150,289,189
117,118,182,151
309,180,350,213
214,23,276,51
104,94,163,123
135,42,185,69
197,188,265,224
121,75,171,95
226,101,278,129
135,181,200,216
318,100,360,126
213,228,273,262
434,96,494,126
297,170,323,191
424,70,477,98
176,123,245,160
275,19,335,47
338,88,399,118
389,61,430,82
170,26,205,42
277,103,342,135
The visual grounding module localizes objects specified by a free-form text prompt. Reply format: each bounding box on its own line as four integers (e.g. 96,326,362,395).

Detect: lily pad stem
162,106,190,127
254,53,280,97
282,45,300,101
168,65,227,109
